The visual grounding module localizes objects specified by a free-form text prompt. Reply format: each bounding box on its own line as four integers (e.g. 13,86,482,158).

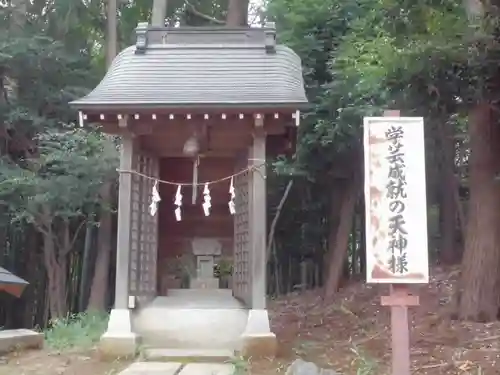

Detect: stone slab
119,362,182,375
144,348,233,362
0,329,44,353
190,278,219,290
99,332,138,359
179,363,235,375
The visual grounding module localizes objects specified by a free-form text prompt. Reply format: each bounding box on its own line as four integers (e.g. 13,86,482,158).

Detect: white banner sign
363,117,429,284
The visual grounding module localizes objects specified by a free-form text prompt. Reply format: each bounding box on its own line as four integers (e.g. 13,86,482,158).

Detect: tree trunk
43,233,68,319
324,176,359,298
359,198,366,278
323,181,344,281
439,119,459,264
88,205,112,310
457,103,500,321
151,0,168,26
22,225,40,327
267,180,293,262
88,184,113,310
454,175,466,240
226,0,249,26
86,0,118,311
272,242,280,296
351,211,358,275
105,0,117,65
79,222,94,311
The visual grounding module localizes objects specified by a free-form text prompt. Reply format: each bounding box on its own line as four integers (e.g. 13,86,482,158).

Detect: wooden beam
118,115,129,129
86,112,290,129
254,113,264,128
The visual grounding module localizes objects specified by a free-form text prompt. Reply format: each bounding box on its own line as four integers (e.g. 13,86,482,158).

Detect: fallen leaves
255,265,499,375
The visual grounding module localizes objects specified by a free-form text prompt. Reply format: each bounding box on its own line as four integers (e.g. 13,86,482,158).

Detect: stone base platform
134,290,248,351
0,329,44,354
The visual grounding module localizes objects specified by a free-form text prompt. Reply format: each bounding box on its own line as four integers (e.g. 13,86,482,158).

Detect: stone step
138,336,238,351
134,305,248,351
179,363,235,375
143,348,234,363
119,362,182,375
165,289,234,299
138,335,237,350
119,362,235,375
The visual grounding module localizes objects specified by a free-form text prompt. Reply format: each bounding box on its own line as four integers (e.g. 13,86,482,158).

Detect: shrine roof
70,24,308,111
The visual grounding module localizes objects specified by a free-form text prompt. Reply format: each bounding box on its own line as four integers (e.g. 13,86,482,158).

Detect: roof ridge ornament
264,22,276,54
135,22,149,54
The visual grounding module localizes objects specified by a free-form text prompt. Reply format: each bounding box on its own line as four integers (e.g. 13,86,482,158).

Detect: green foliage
0,0,122,321
226,355,249,375
269,0,469,166
0,129,118,226
263,0,473,268
350,345,378,375
45,311,109,350
213,258,233,277
0,35,95,134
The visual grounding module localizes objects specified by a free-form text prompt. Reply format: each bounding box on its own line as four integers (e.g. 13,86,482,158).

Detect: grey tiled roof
71,36,308,110
0,267,28,285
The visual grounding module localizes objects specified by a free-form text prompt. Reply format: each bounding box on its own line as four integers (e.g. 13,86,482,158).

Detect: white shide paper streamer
202,183,211,216
149,180,161,216
174,185,183,221
228,176,235,215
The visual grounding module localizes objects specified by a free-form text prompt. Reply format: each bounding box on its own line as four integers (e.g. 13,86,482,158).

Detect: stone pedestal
240,309,277,358
99,309,138,359
190,238,222,290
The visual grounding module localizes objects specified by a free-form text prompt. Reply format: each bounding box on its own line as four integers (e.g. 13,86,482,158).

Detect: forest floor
0,266,497,375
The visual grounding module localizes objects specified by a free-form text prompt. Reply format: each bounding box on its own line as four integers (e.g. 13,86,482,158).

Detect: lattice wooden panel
233,170,250,304
137,155,159,296
127,153,160,301
129,152,141,294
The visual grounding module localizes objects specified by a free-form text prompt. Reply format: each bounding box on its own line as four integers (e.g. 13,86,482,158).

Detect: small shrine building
70,23,307,358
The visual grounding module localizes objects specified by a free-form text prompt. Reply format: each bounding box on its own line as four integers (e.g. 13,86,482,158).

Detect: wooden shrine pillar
115,135,135,310
99,132,138,358
240,129,277,358
249,132,267,309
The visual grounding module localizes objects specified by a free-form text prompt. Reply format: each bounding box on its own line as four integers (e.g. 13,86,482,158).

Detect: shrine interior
157,156,235,294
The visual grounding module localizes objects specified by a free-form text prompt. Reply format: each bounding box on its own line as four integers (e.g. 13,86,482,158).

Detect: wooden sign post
363,110,429,375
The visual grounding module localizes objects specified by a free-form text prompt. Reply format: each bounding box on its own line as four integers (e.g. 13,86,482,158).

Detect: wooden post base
381,284,419,375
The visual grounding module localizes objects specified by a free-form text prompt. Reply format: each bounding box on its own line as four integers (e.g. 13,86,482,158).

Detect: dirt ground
254,265,498,375
1,266,498,375
0,350,130,375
